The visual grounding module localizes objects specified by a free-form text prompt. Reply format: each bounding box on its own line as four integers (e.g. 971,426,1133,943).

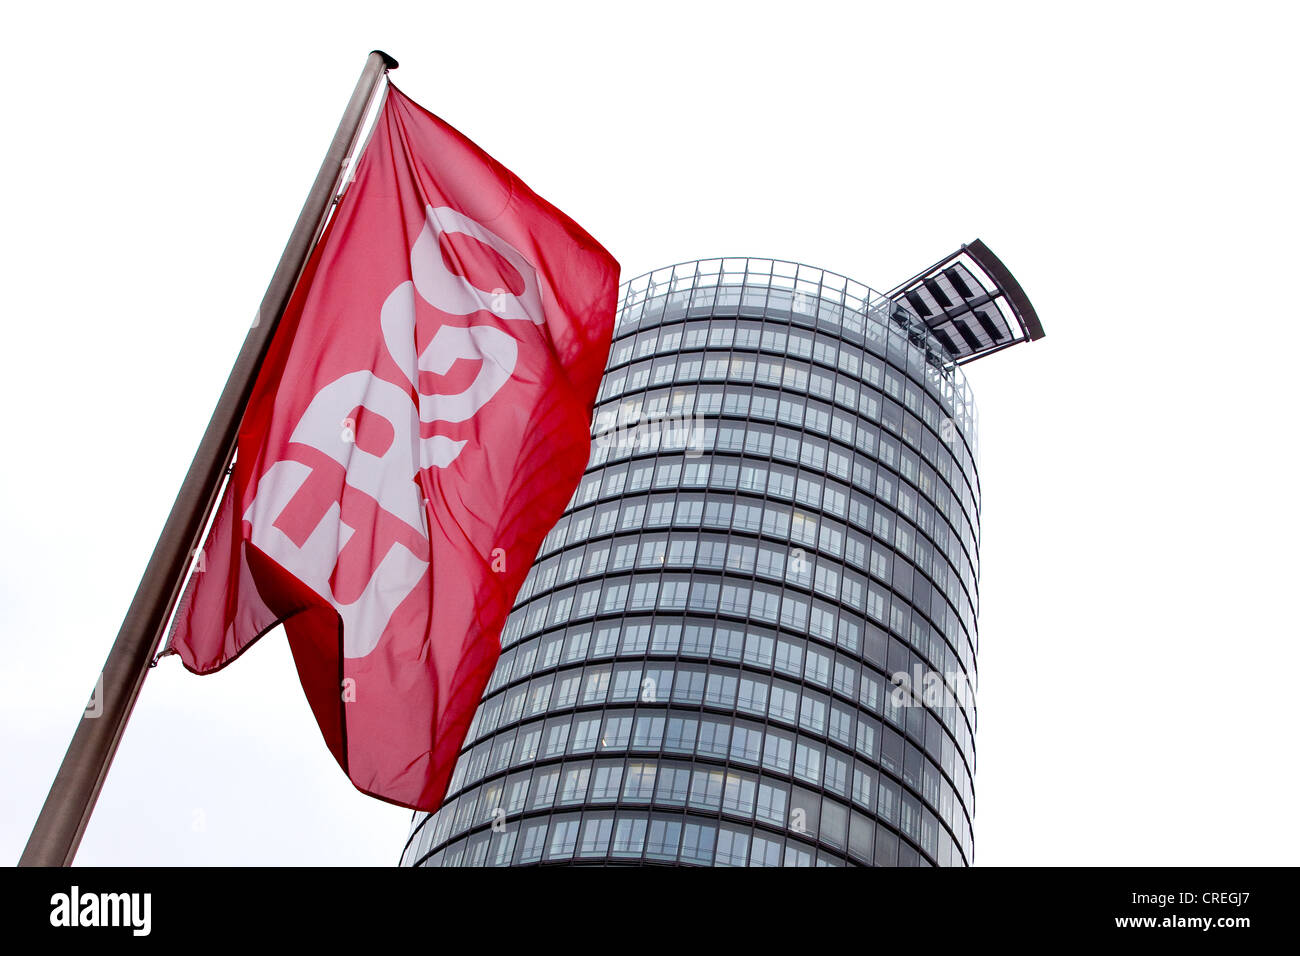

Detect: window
696,539,727,568
517,820,549,865
733,502,762,532
877,778,900,826
647,498,675,526
600,715,632,749
769,683,799,724
688,580,719,612
705,672,738,708
654,765,691,805
794,739,823,785
611,542,637,571
581,667,611,705
799,694,828,734
726,541,757,573
784,843,814,867
571,716,600,753
712,626,744,662
825,752,849,797
629,579,658,611
664,717,699,753
552,673,580,709
637,537,667,568
542,719,570,757
602,582,629,613
730,724,762,765
646,819,682,861
528,768,560,811
767,468,794,499
632,714,665,749
652,622,681,654
803,646,831,685
722,772,757,817
774,640,803,676
743,632,775,668
688,769,724,811
526,678,554,717
628,463,653,492
855,717,879,760
559,765,590,804
750,588,780,623
698,719,730,757
703,499,733,527
683,461,710,486
623,762,657,802
780,594,809,630
611,665,643,702
659,579,689,609
791,511,817,546
515,725,541,763
666,537,697,566
738,677,768,715
601,467,627,498
583,546,610,577
611,816,648,858
762,730,794,773
820,798,849,851
809,604,836,643
829,704,854,748
719,583,750,615
680,823,717,866
756,781,788,826
578,816,614,858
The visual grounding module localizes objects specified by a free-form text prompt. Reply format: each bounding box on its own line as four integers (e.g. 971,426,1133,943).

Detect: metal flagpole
19,49,399,867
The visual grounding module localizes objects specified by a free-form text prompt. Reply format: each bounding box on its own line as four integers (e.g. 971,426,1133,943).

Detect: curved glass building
400,247,1041,867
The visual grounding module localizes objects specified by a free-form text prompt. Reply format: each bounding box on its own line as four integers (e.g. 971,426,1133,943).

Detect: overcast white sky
3,1,1298,866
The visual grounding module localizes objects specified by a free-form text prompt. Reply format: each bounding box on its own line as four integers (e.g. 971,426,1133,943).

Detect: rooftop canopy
888,239,1045,365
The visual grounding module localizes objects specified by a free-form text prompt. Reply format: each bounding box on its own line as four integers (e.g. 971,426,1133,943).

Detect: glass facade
400,257,986,867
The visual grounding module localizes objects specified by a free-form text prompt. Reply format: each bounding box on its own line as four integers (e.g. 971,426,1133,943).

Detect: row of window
446,690,976,848
593,354,980,541
483,613,975,776
539,480,975,639
597,349,976,506
608,286,977,455
503,572,975,737
586,395,979,592
445,661,974,836
483,616,975,754
594,376,977,539
519,538,973,692
582,413,979,603
505,564,974,732
432,755,951,858
525,490,977,677
408,791,959,868
518,522,974,686
595,343,977,520
465,656,974,790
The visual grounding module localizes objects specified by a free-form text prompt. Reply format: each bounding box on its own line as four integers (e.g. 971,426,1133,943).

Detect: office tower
400,245,1042,866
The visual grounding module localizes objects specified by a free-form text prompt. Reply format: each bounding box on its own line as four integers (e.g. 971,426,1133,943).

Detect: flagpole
19,50,399,867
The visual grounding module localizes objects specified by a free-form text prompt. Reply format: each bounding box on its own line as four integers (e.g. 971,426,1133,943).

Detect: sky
2,1,1298,866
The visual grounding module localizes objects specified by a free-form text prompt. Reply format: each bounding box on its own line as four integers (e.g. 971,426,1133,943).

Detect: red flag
169,84,618,810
